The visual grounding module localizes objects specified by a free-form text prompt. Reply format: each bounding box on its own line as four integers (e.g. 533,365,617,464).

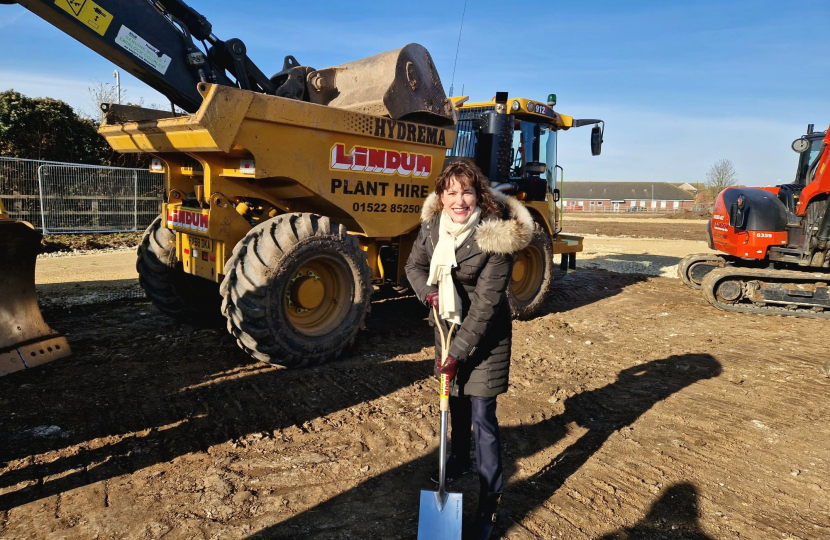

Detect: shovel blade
417,489,463,540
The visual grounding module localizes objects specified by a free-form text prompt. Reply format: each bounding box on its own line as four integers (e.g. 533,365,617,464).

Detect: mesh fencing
0,156,163,233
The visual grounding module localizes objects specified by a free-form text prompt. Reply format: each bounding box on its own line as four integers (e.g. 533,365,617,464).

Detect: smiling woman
432,161,501,220
441,180,477,223
405,159,534,538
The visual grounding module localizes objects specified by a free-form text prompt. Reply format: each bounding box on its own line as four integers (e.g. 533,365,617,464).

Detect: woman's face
440,176,478,223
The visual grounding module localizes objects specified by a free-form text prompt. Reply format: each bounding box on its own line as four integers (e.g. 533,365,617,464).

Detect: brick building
558,181,696,212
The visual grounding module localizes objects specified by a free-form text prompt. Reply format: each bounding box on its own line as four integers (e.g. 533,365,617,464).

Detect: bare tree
705,159,738,196
86,81,121,123
85,82,172,122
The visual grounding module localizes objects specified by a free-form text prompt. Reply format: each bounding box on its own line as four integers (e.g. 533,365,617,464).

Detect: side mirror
591,125,603,156
792,137,810,154
730,202,746,229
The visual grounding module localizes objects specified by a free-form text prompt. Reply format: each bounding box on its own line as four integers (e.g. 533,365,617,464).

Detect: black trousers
449,395,504,493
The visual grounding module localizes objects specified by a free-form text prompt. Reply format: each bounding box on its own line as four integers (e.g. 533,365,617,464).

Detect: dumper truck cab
448,93,601,317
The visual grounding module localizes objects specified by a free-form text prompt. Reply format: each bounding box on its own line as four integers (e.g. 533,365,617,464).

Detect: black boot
474,491,502,540
430,454,473,484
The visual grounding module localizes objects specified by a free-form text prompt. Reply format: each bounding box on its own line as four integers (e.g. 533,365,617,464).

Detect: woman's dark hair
433,159,501,217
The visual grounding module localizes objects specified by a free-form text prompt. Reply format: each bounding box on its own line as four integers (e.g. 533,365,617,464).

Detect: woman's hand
435,354,459,380
426,290,440,310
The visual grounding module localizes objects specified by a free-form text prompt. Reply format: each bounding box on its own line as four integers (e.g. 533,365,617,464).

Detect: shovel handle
432,306,456,412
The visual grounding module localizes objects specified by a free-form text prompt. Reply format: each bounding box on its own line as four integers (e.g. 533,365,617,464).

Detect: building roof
671,182,706,192
558,181,695,201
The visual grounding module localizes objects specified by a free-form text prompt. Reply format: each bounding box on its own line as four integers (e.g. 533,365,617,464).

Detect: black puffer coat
405,189,534,397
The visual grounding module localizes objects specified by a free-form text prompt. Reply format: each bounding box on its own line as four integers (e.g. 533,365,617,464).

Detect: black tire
136,216,224,325
220,213,372,367
507,222,554,320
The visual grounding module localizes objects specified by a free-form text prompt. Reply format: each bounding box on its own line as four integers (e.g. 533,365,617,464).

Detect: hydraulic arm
11,0,309,112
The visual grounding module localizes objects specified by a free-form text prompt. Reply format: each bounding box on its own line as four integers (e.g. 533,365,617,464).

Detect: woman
405,159,533,539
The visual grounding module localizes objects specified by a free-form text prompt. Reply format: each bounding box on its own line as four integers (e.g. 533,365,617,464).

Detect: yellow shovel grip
432,305,455,412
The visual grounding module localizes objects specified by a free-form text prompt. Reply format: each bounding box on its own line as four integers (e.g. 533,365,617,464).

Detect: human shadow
0,293,433,511
243,353,721,539
597,483,714,539
501,353,722,532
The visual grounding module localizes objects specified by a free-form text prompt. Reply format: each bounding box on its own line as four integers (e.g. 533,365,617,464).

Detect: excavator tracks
700,266,830,319
677,253,727,289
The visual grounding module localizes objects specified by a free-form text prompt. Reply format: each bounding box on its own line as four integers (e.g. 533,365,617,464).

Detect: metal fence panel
0,157,163,233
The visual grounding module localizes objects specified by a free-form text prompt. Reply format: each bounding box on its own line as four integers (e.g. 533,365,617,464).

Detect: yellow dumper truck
6,0,603,370
102,82,600,366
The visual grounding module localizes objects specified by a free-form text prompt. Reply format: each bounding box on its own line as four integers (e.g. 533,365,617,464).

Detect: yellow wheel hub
285,257,351,337
511,246,543,303
512,259,527,283
292,274,325,310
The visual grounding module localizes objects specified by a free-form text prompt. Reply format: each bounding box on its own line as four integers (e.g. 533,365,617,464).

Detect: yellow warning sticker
54,0,112,36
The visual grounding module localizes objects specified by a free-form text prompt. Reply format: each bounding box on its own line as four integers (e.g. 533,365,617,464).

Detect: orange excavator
679,124,830,317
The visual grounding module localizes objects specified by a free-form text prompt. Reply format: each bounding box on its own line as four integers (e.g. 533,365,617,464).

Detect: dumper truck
5,0,603,369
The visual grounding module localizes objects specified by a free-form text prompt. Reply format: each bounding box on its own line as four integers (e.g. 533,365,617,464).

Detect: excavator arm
10,0,308,112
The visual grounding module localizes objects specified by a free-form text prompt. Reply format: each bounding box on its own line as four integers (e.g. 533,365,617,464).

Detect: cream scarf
427,206,482,324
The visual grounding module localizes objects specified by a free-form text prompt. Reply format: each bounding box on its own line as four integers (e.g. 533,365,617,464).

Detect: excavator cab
0,200,71,376
792,127,827,185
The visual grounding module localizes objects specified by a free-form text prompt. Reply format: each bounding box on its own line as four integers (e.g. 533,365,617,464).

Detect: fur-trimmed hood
420,188,534,254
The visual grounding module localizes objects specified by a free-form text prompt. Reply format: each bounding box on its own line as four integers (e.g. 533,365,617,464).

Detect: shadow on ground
597,483,715,540
0,294,433,511
36,278,143,306
243,353,722,539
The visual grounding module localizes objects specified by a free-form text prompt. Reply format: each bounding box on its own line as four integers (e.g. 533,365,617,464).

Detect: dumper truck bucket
306,43,455,126
0,216,71,376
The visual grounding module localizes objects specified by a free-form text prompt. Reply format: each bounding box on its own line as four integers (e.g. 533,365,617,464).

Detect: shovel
417,307,463,540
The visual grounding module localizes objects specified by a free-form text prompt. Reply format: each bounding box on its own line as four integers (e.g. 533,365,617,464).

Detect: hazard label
54,0,112,36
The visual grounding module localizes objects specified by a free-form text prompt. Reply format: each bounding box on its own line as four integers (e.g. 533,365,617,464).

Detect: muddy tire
507,222,554,320
220,213,372,367
136,216,224,325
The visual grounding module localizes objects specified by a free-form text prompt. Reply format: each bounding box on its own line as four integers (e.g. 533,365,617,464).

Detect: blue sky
1,0,828,185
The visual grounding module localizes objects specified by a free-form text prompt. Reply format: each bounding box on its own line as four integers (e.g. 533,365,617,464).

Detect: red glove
435,354,459,380
426,291,439,310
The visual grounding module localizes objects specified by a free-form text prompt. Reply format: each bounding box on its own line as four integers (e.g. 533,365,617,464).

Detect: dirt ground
3,262,830,539
563,216,708,241
39,232,143,254
562,211,711,220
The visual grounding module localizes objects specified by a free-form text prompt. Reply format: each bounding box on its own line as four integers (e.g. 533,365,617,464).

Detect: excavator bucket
306,43,455,126
0,206,71,376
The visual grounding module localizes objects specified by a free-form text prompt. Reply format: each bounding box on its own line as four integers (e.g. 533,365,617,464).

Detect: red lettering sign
383,151,401,175
398,153,416,176
329,143,433,178
414,155,432,178
166,208,208,233
330,143,352,170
